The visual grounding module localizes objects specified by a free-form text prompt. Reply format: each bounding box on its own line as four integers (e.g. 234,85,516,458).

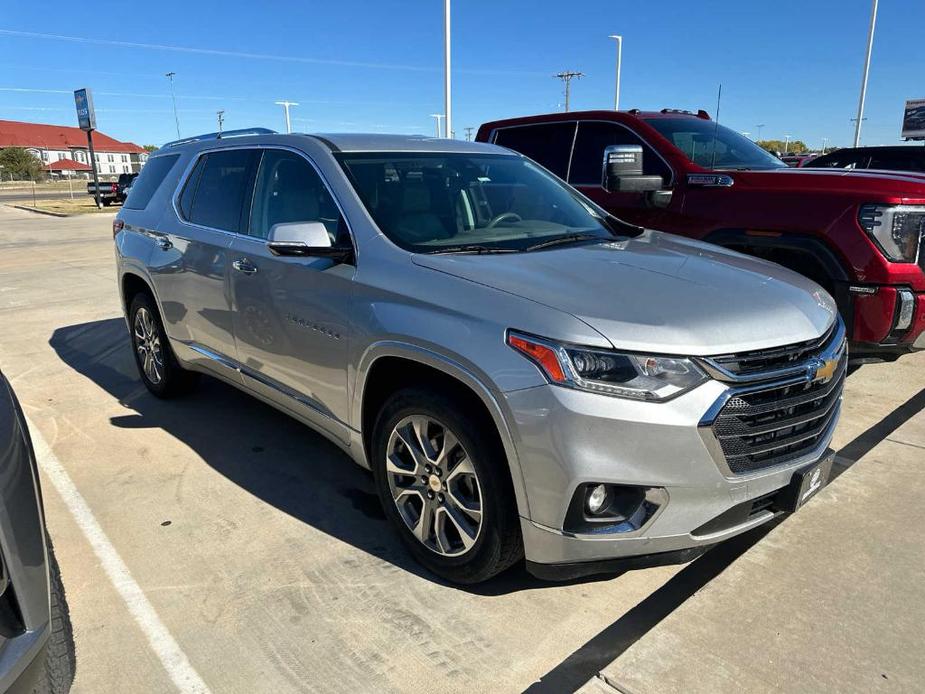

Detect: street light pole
821,137,829,154
784,134,791,154
608,35,623,110
854,0,879,147
430,114,445,138
756,124,765,141
165,72,181,139
275,101,299,133
444,0,452,139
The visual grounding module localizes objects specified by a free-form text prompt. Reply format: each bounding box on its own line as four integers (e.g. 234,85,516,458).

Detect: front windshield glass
337,153,617,253
644,117,787,171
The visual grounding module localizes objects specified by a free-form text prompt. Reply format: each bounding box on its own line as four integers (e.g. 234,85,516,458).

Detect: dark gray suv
0,373,74,693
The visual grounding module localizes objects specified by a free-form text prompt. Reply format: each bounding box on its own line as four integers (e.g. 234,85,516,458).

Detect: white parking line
26,415,212,694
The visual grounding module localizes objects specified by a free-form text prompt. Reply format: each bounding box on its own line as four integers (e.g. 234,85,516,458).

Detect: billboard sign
74,88,96,131
901,98,925,140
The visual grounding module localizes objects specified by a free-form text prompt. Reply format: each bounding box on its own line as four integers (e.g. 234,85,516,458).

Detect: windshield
337,153,618,253
644,117,787,171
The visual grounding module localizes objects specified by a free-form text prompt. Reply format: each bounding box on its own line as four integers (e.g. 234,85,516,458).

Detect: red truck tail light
112,219,124,238
111,183,118,193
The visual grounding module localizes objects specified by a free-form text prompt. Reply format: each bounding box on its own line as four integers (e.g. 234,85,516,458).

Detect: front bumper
504,372,839,575
848,286,925,360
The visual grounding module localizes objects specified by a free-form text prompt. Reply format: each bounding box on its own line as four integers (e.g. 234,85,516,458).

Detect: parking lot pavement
0,204,920,693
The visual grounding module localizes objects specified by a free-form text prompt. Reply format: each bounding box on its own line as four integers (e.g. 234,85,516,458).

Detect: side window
181,149,259,233
248,150,344,242
492,122,576,179
569,121,672,185
869,151,924,172
123,154,179,210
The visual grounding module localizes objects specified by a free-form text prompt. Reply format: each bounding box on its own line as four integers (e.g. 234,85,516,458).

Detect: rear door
567,120,678,230
228,148,355,442
147,148,258,380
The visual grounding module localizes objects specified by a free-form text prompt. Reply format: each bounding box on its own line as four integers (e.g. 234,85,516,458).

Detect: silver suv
114,129,844,583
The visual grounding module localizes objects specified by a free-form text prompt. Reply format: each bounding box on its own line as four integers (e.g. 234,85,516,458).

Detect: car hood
727,167,925,201
412,230,837,356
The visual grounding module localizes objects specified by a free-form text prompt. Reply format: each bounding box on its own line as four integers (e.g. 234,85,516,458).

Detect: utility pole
275,101,299,133
165,72,181,139
756,123,765,141
443,0,452,140
854,0,879,147
608,35,623,110
464,127,474,141
555,71,584,112
430,113,445,138
217,110,225,137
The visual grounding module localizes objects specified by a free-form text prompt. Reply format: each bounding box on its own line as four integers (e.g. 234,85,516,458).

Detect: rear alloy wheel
372,388,522,584
129,293,199,398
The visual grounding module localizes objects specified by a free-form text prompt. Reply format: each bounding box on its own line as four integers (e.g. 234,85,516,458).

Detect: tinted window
569,121,672,185
123,155,179,210
492,122,576,178
868,150,925,172
183,149,258,232
249,150,344,241
178,157,203,220
809,151,869,169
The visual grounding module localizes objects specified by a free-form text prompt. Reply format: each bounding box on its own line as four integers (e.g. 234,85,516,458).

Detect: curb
5,204,115,218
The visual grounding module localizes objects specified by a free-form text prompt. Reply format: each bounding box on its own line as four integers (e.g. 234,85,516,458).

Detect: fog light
586,484,611,515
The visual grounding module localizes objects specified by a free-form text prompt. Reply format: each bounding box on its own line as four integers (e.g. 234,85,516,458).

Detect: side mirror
266,221,353,263
602,145,664,193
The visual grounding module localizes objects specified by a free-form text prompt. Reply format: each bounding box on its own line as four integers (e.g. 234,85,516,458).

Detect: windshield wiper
425,244,519,255
524,234,605,252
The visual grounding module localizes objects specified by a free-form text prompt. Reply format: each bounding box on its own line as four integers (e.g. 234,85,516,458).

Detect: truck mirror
602,145,663,193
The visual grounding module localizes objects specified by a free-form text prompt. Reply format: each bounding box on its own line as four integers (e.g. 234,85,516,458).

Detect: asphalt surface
0,204,920,693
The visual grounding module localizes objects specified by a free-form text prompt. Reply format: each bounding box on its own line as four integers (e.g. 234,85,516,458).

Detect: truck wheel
35,543,76,694
371,387,523,584
101,199,112,207
129,293,199,398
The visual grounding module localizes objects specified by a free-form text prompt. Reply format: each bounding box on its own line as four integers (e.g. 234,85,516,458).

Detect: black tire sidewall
371,388,520,583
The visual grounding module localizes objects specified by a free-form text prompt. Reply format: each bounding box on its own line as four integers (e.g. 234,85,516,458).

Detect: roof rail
658,108,712,120
161,127,277,149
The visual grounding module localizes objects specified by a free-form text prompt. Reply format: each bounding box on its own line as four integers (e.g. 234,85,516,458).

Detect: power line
554,71,584,112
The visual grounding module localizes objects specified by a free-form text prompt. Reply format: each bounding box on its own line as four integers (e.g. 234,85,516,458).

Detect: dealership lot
0,204,922,693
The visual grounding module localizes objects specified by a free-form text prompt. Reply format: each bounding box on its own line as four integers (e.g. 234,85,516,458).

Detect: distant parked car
807,146,925,173
87,172,137,206
781,153,818,167
0,372,75,693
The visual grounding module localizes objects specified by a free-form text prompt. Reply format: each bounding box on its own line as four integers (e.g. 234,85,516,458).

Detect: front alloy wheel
385,415,483,556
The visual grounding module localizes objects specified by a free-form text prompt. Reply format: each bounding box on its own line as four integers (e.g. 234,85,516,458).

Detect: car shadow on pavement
49,318,606,596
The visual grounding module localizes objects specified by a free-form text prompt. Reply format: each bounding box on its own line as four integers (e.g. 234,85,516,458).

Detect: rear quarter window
492,122,576,179
123,154,180,210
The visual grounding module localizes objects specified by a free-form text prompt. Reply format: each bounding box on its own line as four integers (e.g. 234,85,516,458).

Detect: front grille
711,355,846,474
708,323,836,377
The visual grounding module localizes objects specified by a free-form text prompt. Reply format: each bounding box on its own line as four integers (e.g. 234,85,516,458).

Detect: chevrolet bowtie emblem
812,358,838,383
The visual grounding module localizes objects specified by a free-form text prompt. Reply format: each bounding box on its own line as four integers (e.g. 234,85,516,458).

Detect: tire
129,293,199,398
371,387,523,584
101,199,112,207
34,544,76,694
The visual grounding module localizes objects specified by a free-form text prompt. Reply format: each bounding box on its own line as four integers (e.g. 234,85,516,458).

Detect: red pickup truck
477,109,925,363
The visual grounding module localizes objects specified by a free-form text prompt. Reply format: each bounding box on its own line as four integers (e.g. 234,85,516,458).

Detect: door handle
155,236,172,250
232,258,258,275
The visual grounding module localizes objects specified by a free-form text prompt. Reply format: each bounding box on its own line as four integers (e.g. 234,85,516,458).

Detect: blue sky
0,0,921,148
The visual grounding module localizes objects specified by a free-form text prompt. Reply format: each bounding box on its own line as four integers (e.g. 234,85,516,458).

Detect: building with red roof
43,159,93,173
0,119,148,177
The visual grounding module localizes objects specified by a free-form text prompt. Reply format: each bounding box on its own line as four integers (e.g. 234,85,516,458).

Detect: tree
0,147,43,180
142,144,158,152
756,139,809,155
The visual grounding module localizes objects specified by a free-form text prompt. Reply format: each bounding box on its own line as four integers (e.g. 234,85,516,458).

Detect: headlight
507,331,708,401
858,204,925,263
